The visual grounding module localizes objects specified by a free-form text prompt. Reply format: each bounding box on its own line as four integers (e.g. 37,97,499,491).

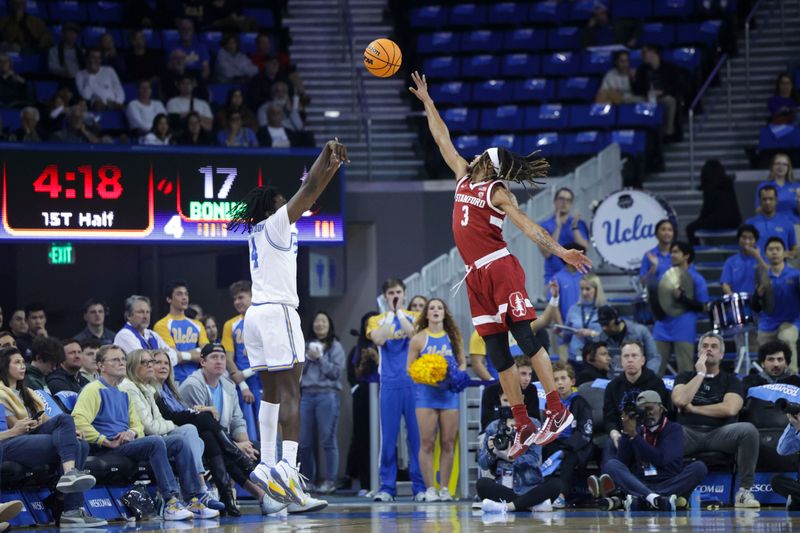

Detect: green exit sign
48,243,74,265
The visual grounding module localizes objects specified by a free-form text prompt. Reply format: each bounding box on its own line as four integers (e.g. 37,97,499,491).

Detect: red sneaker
507,421,536,460
532,407,573,446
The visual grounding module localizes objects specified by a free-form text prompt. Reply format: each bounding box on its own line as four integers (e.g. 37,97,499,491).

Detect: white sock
646,493,658,506
282,440,298,468
259,401,280,467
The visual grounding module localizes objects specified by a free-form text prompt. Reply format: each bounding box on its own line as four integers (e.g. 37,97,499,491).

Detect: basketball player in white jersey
227,139,348,513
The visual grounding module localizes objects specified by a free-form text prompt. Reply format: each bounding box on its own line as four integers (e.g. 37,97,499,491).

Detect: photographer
603,391,707,511
477,393,560,514
772,405,800,510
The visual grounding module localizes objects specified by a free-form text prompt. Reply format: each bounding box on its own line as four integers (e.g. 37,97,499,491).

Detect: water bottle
690,487,701,512
647,84,657,105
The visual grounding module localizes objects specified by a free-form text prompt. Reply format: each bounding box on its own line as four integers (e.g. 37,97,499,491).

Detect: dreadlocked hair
496,148,550,187
227,186,282,234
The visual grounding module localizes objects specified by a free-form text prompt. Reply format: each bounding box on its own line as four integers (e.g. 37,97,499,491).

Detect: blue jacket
617,419,684,482
777,423,800,457
478,419,543,495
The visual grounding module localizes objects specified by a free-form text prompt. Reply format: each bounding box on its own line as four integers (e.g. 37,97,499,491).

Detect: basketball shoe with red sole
533,407,574,446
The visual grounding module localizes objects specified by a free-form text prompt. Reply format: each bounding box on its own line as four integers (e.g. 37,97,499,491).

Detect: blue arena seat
410,5,447,28
665,47,701,73
653,0,696,19
676,20,722,47
430,81,470,104
82,27,122,48
525,104,568,130
242,7,274,28
488,2,526,25
480,105,523,131
50,1,88,22
208,83,239,104
454,134,488,155
563,130,608,155
568,0,597,22
542,52,578,77
556,77,600,102
201,31,224,50
524,132,563,156
91,1,124,24
97,110,125,130
448,4,488,27
512,78,555,102
569,103,616,129
580,49,613,75
9,53,42,74
547,27,582,51
442,107,478,133
123,28,162,49
759,125,800,152
122,82,137,102
488,133,522,153
503,28,547,51
424,56,460,79
240,32,259,54
34,80,58,101
528,1,567,24
641,22,677,47
417,32,459,55
472,79,512,103
618,102,663,128
611,129,646,155
19,0,46,19
500,53,540,77
611,0,653,19
161,29,180,50
462,55,500,78
460,30,503,52
0,108,21,130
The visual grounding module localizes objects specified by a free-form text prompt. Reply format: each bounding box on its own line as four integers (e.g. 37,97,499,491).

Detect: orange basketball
364,38,402,78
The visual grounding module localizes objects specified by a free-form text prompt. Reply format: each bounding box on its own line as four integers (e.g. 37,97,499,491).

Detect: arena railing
369,143,623,496
688,52,730,187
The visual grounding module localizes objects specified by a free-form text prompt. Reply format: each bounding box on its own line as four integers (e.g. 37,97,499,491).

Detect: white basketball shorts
243,303,305,372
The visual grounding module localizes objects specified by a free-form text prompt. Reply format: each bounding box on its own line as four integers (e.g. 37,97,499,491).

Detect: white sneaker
424,487,440,502
250,463,291,504
734,488,761,509
413,492,427,502
269,460,309,506
288,496,328,513
162,497,192,521
372,491,394,502
260,493,289,515
186,497,219,519
438,487,453,501
532,499,553,512
481,499,508,514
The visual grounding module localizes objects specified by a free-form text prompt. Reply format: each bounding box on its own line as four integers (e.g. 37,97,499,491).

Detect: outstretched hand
561,248,592,274
325,138,349,171
408,71,431,104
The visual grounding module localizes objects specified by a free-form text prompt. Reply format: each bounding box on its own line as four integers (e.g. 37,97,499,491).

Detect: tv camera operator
771,395,800,509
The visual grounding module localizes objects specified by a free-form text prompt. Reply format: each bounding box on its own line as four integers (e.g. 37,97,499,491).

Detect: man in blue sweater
602,390,707,511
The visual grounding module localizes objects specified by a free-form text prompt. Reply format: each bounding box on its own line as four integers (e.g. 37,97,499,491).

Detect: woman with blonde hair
755,153,797,215
559,273,606,361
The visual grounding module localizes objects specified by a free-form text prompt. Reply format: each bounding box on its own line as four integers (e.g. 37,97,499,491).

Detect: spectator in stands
167,75,213,132
217,110,257,147
126,79,167,136
300,311,346,495
0,0,52,52
46,338,89,395
686,159,742,245
247,55,289,109
480,356,539,433
39,82,72,136
74,298,115,345
581,1,615,47
768,72,799,125
754,237,800,373
113,295,176,362
747,185,799,256
206,0,258,32
124,29,163,83
173,18,210,81
545,361,593,508
47,22,82,80
603,340,670,465
743,340,800,396
0,347,105,528
119,349,223,517
203,316,219,344
559,274,605,361
671,331,761,508
8,309,26,345
215,33,258,83
98,32,125,76
154,280,209,383
141,113,173,146
25,336,61,391
754,153,798,217
0,51,30,106
16,302,46,358
258,81,304,132
577,342,611,385
537,188,590,286
639,219,675,287
79,339,101,383
75,48,125,110
0,331,14,348
51,99,102,144
250,32,274,74
72,345,195,521
176,111,213,146
161,48,208,101
477,392,560,514
597,306,661,376
9,106,41,142
602,390,707,511
721,224,768,296
216,88,257,131
407,296,428,314
596,51,642,104
633,44,682,141
653,242,709,374
257,104,305,148
771,408,800,510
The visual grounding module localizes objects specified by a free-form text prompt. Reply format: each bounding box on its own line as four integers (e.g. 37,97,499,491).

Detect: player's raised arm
286,139,349,223
491,186,592,274
409,71,468,179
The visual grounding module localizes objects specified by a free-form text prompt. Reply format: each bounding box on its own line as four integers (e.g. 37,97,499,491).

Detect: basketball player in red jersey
409,71,592,458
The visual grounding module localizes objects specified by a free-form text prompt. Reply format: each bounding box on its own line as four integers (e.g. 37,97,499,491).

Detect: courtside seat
563,130,608,155
472,79,512,103
640,22,676,47
503,28,547,51
611,129,646,155
618,102,663,129
685,450,733,472
417,32,458,55
50,0,88,22
462,55,501,79
460,30,503,53
524,103,568,130
512,78,555,102
611,0,653,19
524,132,563,157
480,105,523,131
0,462,33,490
448,4,488,27
556,77,600,102
528,1,568,24
488,2,526,25
542,51,579,77
424,56,460,79
547,26,582,51
653,0,695,19
676,20,722,48
577,382,607,449
91,1,124,24
430,81,470,104
570,103,616,129
84,455,147,487
410,5,447,28
501,53,540,77
442,107,478,133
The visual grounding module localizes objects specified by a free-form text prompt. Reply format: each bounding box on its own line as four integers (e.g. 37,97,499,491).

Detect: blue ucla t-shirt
366,310,419,389
759,265,800,332
539,215,589,283
720,253,758,295
746,212,797,253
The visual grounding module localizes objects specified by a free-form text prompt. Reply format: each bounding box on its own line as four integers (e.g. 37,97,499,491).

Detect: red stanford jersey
452,175,508,265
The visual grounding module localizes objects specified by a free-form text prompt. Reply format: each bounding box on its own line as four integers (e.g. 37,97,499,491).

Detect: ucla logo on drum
601,214,656,245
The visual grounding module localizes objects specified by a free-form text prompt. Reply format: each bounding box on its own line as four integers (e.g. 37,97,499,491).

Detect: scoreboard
1,144,344,244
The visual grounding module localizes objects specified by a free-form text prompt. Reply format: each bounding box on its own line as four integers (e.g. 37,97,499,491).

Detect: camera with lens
493,406,515,452
622,400,639,418
776,398,800,415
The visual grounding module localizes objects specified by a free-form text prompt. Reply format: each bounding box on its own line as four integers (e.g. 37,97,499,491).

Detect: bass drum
591,189,677,271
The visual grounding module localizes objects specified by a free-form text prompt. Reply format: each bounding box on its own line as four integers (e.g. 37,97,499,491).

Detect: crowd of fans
0,1,314,148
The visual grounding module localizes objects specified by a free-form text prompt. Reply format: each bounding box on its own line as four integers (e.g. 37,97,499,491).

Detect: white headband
485,147,501,175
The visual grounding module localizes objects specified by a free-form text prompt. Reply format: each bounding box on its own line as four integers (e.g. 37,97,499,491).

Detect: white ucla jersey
248,204,299,307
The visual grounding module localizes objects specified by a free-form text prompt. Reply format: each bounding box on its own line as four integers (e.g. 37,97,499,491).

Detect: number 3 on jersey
249,237,259,268
460,205,469,226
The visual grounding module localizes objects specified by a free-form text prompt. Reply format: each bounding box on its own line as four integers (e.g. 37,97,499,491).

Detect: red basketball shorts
465,254,537,336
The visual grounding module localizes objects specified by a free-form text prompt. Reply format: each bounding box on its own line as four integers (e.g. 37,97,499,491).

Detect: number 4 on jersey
250,237,259,268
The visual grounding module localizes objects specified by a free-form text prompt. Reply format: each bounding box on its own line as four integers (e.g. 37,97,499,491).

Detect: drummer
639,219,676,287
755,236,800,373
721,224,769,296
746,185,798,258
653,242,710,374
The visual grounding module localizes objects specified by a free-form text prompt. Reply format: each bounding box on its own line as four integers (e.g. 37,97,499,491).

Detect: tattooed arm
491,186,592,273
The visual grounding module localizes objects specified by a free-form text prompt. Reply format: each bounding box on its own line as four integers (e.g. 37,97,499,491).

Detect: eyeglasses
140,360,154,366
102,357,125,365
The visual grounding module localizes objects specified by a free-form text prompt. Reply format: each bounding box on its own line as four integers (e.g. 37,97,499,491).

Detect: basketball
364,38,402,78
